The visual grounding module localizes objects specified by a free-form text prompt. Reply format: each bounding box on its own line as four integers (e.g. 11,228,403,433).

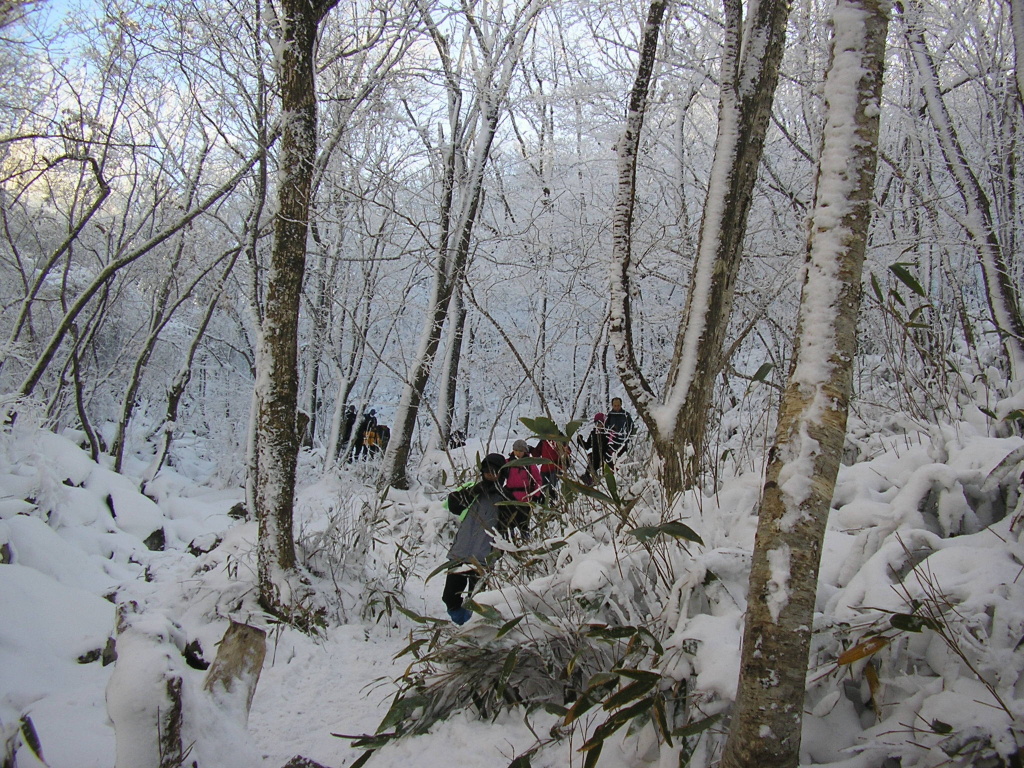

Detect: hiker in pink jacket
505,439,542,538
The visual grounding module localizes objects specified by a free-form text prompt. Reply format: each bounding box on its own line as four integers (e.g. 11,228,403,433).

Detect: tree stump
202,621,267,723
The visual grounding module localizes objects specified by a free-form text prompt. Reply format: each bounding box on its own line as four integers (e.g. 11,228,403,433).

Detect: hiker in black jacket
604,397,635,460
442,453,511,625
579,413,612,486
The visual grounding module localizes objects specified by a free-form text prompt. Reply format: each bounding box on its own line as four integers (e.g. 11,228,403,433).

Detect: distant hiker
604,397,635,459
442,453,512,625
505,439,542,537
579,413,611,486
350,409,377,462
531,437,568,501
338,405,357,457
371,423,391,455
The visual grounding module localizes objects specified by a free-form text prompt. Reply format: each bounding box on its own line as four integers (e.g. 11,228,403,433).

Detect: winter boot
447,607,472,625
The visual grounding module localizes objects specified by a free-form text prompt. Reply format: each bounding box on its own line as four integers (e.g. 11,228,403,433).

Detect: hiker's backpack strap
444,481,478,519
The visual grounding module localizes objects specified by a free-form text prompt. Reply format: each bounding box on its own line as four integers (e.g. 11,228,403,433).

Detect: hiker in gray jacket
442,452,511,624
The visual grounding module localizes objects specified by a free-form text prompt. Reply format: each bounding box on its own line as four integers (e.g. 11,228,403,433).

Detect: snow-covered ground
1,405,1022,767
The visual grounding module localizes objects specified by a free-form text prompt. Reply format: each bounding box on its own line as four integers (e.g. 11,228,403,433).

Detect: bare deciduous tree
381,0,548,490
610,0,791,494
899,0,1024,381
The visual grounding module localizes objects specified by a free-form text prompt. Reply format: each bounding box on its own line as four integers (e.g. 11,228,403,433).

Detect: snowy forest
1,0,1023,766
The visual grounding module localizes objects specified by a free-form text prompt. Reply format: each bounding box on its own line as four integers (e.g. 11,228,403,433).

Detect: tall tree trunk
721,2,888,765
255,0,337,619
900,0,1024,380
436,284,468,447
609,0,791,495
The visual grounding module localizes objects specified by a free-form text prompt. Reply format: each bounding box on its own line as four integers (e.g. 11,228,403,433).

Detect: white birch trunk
721,2,889,764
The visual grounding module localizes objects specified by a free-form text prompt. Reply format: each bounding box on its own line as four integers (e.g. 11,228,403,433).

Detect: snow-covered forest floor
2,387,1023,768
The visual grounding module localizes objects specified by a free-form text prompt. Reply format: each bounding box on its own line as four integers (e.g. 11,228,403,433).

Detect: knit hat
512,439,530,453
480,453,507,473
594,413,606,423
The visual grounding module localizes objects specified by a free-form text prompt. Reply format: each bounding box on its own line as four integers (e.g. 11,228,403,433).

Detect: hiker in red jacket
531,436,569,501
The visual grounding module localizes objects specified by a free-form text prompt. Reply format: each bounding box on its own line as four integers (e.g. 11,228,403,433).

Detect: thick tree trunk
255,0,337,616
662,0,791,489
720,2,888,765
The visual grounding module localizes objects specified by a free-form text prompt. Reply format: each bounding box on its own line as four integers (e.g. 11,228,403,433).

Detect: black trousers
442,571,479,611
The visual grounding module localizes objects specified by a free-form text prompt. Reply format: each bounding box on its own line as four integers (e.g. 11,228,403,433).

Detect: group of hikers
441,398,635,625
338,405,390,462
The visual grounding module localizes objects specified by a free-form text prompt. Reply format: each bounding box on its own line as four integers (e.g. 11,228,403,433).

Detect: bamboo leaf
582,741,603,768
614,668,661,684
425,559,463,584
496,646,520,698
496,614,526,639
602,676,659,710
603,463,619,502
562,478,615,503
519,416,582,442
607,696,656,726
628,521,704,546
586,671,621,689
837,635,889,664
636,627,665,656
907,304,931,323
332,731,395,748
751,362,774,382
870,272,884,303
890,262,927,297
393,603,446,625
505,456,549,467
580,716,627,752
20,715,43,762
349,749,377,767
864,661,881,710
465,600,503,622
652,695,672,747
584,625,638,641
564,690,601,726
392,638,427,660
378,692,431,732
671,712,722,738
